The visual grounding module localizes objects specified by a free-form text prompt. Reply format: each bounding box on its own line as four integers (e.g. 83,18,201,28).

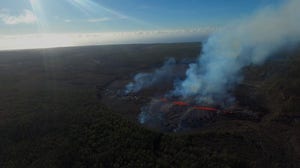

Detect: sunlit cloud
29,0,47,31
67,0,125,17
64,19,72,23
87,17,110,23
0,27,218,51
0,9,37,25
66,0,158,28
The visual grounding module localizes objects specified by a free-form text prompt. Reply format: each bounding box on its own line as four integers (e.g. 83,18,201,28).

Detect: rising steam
172,0,300,105
125,0,300,106
125,58,176,94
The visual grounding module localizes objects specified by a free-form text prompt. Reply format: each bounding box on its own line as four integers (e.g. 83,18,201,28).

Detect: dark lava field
0,43,299,167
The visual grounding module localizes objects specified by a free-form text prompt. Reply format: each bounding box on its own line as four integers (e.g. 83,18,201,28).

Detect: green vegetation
0,43,299,167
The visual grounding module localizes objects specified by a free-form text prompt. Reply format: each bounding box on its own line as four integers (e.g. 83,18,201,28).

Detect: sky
0,0,282,50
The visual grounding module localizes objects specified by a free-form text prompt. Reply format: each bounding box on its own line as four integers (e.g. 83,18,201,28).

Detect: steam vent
98,76,266,132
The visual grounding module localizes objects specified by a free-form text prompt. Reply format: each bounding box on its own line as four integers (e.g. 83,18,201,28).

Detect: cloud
172,0,300,105
0,9,37,25
64,19,72,23
0,27,217,50
87,17,110,23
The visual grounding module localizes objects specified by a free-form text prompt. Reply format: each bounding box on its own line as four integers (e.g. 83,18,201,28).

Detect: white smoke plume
172,0,300,105
125,58,176,94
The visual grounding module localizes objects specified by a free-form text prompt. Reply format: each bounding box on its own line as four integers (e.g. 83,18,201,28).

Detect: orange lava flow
173,101,190,106
160,97,231,114
193,106,218,112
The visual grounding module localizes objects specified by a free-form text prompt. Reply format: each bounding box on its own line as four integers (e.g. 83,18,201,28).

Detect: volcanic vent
98,58,266,132
102,0,300,132
136,94,264,132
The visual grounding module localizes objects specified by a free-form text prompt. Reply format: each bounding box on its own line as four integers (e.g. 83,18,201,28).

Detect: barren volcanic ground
99,56,269,132
0,43,299,167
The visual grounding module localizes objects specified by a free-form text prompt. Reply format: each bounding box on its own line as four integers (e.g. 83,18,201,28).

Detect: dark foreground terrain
0,43,299,167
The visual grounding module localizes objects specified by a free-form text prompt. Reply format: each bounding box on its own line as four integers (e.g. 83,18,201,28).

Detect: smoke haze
172,0,300,105
125,58,176,94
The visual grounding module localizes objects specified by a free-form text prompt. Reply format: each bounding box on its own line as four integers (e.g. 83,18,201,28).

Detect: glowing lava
193,106,218,112
160,97,231,114
173,101,190,106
